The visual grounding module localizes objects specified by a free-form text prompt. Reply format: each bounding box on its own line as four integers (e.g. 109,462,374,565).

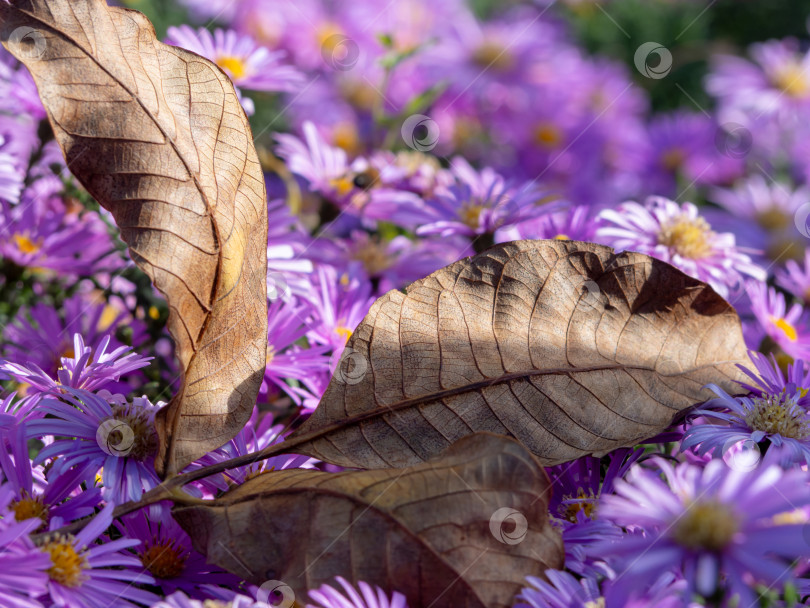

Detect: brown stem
31,427,319,542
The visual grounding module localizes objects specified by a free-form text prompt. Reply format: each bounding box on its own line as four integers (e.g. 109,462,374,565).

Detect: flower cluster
2,0,810,606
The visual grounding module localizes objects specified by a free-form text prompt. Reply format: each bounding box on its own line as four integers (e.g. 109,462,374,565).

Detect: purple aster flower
2,294,146,382
0,483,50,607
0,422,101,531
413,158,557,239
260,298,331,405
275,122,359,206
116,505,240,598
37,504,158,607
0,54,45,120
500,205,598,244
777,249,810,303
193,406,315,489
0,198,122,276
307,577,407,608
682,376,810,467
518,569,691,608
304,265,375,354
546,449,642,577
0,333,151,397
149,590,262,608
165,26,303,95
642,112,743,196
547,449,643,525
708,175,810,263
598,458,810,605
27,388,161,503
707,39,810,117
311,231,464,294
735,350,810,401
595,197,766,298
746,280,810,360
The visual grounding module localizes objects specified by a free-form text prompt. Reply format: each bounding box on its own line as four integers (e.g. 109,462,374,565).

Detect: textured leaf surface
174,432,564,608
1,0,268,475
292,239,751,468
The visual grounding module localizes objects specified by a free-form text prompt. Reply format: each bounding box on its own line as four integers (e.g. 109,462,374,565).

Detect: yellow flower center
772,317,798,342
11,493,49,527
13,232,42,255
329,176,355,197
757,207,790,231
661,148,685,171
352,239,392,276
585,600,606,608
333,122,360,154
554,234,570,240
335,325,353,343
42,536,87,588
202,601,231,608
460,204,484,229
658,215,713,259
743,394,809,439
97,304,119,331
139,540,187,579
317,23,345,49
266,344,276,367
671,501,739,551
559,487,597,523
772,64,810,98
472,41,513,71
216,56,248,80
533,123,563,148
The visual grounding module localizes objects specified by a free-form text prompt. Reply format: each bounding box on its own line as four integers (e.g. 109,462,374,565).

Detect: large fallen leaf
291,239,751,469
0,0,268,475
173,432,563,608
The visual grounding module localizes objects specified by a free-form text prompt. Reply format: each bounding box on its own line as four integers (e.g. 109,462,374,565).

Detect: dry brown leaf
173,432,564,608
291,239,751,469
0,0,268,475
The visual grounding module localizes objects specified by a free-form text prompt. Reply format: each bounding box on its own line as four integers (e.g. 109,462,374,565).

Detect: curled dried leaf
1,0,269,475
173,432,564,608
292,240,751,469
